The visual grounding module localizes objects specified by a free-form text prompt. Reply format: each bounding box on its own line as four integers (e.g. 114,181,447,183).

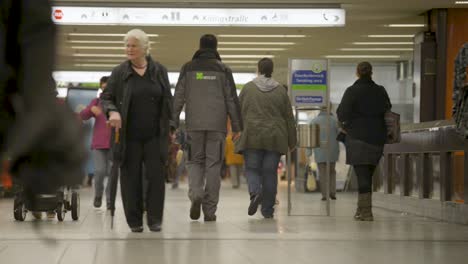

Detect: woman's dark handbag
336,131,346,143
385,111,401,144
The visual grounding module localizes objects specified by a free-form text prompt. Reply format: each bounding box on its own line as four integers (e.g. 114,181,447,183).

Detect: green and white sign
289,59,328,107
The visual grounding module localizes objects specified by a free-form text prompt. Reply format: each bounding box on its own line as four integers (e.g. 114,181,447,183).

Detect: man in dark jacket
173,34,243,221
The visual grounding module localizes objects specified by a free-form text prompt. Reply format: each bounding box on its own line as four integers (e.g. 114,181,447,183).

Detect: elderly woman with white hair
101,29,173,232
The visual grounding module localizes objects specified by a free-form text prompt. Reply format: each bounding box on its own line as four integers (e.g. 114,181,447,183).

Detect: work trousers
186,131,225,217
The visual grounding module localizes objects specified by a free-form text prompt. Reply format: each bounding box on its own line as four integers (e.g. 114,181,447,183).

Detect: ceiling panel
53,0,462,72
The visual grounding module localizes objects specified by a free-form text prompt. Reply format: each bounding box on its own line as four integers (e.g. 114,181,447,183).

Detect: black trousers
121,136,164,227
353,165,376,194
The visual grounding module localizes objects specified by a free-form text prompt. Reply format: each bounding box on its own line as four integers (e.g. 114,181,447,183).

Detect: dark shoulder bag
385,111,401,144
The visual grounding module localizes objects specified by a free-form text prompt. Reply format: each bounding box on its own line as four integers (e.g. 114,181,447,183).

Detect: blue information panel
288,59,328,107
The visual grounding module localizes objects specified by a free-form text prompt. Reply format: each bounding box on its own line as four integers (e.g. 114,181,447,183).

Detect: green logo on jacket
196,72,217,80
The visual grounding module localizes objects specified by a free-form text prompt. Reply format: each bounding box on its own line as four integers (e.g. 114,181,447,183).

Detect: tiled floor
1,181,468,264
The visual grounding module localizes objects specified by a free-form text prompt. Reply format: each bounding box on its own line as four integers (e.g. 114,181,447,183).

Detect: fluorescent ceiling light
218,34,306,38
386,24,425,27
219,41,295,45
72,54,126,58
223,60,258,64
325,55,401,58
230,65,257,68
68,33,159,37
71,46,125,50
54,71,256,84
218,47,286,51
455,1,468,4
52,7,345,27
340,48,413,51
74,63,117,67
352,42,413,45
221,55,275,58
73,59,123,63
367,35,414,38
67,40,158,44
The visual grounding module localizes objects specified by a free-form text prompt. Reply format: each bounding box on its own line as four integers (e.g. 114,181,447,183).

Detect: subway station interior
1,0,468,263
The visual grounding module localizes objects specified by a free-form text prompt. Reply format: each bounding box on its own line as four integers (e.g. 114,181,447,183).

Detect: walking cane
109,129,120,229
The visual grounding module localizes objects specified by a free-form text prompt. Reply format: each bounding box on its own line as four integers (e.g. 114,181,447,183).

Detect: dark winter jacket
100,57,173,165
173,49,243,133
337,77,391,146
235,77,296,155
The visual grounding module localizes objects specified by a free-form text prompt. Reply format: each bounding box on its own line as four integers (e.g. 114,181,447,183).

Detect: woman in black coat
337,62,391,221
101,29,173,232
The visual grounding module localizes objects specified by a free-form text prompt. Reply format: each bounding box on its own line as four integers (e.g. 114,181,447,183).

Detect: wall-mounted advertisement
288,59,328,107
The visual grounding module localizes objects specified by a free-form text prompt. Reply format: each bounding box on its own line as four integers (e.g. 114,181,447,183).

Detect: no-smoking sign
53,9,63,20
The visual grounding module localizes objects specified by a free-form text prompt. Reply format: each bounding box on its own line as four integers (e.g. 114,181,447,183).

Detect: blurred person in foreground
0,0,86,205
100,29,173,232
337,61,391,221
173,34,243,222
235,58,296,218
80,76,112,209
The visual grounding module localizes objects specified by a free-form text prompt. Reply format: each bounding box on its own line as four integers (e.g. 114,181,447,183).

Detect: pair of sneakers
248,194,274,218
190,200,216,222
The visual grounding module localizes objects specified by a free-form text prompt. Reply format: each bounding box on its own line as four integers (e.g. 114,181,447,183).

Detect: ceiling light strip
340,48,413,51
71,54,273,59
218,47,286,51
386,24,425,27
71,46,125,50
67,40,158,44
221,55,275,58
218,34,306,38
74,63,117,67
325,55,401,58
352,42,414,45
72,54,126,57
219,41,295,45
367,35,414,38
73,59,124,63
223,60,259,64
68,33,159,37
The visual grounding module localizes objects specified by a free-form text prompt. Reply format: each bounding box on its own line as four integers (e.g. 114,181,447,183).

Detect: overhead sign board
289,59,328,107
51,7,345,27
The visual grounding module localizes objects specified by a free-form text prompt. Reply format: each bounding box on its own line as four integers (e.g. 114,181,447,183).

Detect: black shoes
204,215,217,222
149,223,162,232
94,196,102,208
321,196,337,201
190,199,202,220
248,194,262,216
130,226,144,233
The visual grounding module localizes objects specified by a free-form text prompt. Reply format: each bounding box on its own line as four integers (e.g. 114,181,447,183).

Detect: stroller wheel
14,198,27,221
71,192,80,221
56,203,65,222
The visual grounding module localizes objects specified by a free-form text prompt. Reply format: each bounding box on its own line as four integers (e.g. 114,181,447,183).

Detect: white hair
124,29,150,55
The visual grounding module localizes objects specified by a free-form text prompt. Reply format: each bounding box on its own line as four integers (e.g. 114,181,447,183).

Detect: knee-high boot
355,192,373,221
